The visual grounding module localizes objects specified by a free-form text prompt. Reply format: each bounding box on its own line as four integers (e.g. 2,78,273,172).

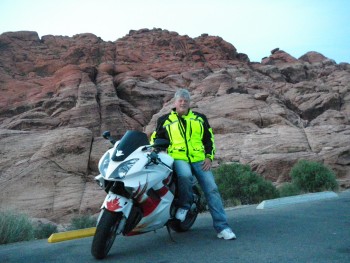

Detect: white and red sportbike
91,130,202,259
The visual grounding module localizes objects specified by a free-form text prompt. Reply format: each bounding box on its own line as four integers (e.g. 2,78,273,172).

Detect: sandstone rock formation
0,28,349,223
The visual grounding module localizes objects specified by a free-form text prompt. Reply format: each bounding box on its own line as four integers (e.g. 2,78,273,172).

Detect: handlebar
146,151,172,171
148,151,159,164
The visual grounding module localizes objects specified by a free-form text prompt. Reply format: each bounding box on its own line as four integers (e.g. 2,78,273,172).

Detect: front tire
91,209,122,259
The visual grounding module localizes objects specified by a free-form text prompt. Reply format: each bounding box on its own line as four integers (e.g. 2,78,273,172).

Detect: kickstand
166,222,176,243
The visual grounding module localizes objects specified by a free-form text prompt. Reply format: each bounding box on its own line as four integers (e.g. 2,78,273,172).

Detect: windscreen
111,130,149,162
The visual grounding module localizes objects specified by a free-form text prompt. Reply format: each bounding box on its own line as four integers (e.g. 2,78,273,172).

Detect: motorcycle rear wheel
91,209,122,259
169,206,198,232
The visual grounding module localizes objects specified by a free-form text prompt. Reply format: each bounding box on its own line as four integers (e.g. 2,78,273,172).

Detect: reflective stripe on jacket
151,109,215,163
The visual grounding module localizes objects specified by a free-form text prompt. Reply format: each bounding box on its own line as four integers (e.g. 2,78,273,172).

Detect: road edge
256,191,338,209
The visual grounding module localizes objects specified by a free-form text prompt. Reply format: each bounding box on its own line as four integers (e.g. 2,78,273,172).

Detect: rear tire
170,208,198,232
170,186,201,232
91,210,122,259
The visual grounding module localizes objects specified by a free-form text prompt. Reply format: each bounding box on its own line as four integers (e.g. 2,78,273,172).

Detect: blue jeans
174,160,231,233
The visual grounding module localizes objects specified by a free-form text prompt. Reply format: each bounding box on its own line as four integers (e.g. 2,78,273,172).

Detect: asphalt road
1,190,349,263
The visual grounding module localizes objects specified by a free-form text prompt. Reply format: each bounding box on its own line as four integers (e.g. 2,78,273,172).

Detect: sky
0,0,349,63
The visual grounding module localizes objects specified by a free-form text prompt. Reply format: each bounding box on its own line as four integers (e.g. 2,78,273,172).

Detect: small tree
213,163,279,205
278,182,302,197
290,160,338,192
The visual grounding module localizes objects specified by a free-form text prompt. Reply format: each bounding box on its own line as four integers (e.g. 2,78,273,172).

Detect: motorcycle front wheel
91,209,122,259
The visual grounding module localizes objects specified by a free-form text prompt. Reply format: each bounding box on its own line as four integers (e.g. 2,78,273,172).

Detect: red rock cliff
0,28,349,223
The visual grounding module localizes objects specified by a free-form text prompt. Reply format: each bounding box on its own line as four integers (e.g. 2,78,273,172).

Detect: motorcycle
91,130,202,259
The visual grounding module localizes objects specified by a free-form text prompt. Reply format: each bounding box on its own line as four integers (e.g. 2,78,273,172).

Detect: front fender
101,193,133,218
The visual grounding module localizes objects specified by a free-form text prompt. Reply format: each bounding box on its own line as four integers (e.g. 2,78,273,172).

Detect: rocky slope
0,28,349,223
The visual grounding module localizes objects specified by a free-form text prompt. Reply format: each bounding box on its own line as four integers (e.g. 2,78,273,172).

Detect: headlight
98,152,110,177
110,158,139,179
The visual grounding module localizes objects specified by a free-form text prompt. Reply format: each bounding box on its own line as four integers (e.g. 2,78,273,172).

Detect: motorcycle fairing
127,189,174,235
102,193,133,216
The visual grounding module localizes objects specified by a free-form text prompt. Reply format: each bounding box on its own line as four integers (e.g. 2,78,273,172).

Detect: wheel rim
104,222,118,254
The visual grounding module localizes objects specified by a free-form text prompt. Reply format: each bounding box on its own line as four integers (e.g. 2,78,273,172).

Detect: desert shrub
213,163,279,205
278,182,302,197
69,214,97,230
34,223,58,239
0,211,34,244
290,160,338,192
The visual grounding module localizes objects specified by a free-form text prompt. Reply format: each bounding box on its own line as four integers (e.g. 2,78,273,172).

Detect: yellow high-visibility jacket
151,109,215,162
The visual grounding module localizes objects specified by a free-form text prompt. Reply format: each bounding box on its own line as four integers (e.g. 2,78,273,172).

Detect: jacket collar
171,108,192,117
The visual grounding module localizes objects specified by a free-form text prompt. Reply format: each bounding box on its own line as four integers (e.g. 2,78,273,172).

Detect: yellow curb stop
48,227,96,243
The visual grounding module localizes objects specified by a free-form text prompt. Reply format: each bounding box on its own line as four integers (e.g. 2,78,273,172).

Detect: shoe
217,228,236,240
175,208,188,222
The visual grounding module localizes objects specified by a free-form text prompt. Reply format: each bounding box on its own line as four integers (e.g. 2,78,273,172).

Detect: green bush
0,211,34,244
69,214,97,230
0,211,97,244
290,160,338,192
278,182,302,197
213,163,279,205
34,223,58,239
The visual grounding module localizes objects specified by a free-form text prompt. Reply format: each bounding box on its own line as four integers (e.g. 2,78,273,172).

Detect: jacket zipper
177,115,191,163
